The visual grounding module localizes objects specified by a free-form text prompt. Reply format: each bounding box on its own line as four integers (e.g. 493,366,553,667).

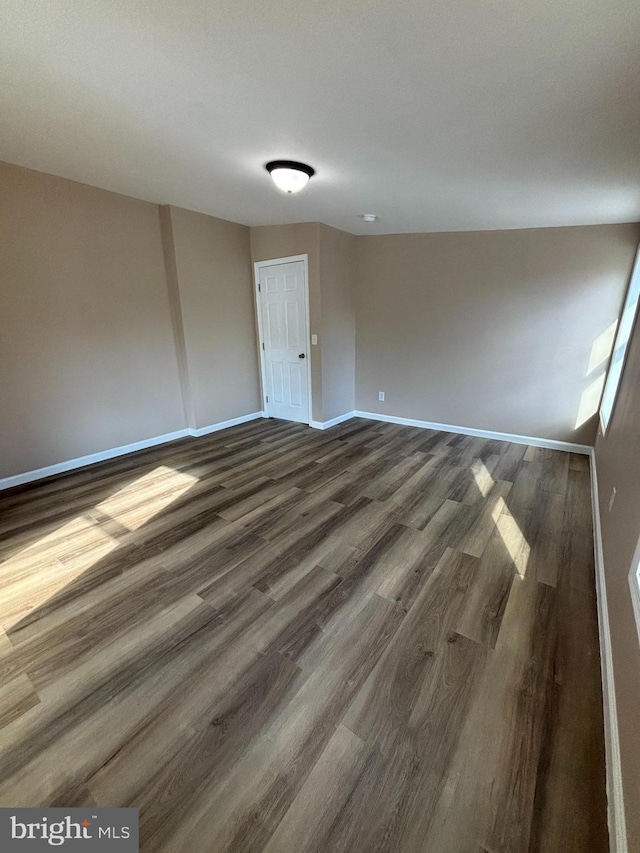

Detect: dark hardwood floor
0,417,608,852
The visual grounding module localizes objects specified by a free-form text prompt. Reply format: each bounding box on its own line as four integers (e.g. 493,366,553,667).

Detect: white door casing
255,256,310,424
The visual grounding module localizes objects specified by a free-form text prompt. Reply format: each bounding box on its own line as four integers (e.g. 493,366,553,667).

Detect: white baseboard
309,411,356,430
354,410,591,455
590,449,628,853
0,412,265,491
189,411,265,437
0,429,191,491
3,407,591,491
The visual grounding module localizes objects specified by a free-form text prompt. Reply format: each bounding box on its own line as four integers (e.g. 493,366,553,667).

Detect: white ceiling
1,0,639,235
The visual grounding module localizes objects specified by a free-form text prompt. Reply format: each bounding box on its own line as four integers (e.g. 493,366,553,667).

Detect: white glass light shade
265,161,315,194
270,167,310,194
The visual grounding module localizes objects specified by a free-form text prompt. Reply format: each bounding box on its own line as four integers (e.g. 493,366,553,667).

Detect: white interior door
258,260,310,423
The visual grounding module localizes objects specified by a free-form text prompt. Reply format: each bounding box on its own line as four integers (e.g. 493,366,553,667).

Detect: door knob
298,353,306,359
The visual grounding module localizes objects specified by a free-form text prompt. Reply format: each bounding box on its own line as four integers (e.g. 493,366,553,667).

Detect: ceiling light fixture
362,214,378,222
265,160,315,194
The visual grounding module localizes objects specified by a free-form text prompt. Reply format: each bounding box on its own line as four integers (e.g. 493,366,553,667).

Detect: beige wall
0,162,185,478
249,223,322,422
355,225,640,443
166,206,261,429
594,314,640,851
319,224,356,421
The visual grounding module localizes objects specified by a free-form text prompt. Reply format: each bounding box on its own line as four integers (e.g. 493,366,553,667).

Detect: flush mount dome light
266,160,315,194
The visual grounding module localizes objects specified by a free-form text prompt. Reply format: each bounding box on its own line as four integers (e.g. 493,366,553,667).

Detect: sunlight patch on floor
492,497,530,578
0,467,199,630
0,626,13,654
93,465,198,530
0,516,117,577
471,459,494,497
0,519,119,629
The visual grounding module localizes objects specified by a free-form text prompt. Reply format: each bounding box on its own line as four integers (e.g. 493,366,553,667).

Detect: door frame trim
253,254,312,425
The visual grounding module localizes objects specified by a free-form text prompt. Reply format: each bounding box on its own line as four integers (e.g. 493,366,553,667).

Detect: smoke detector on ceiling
361,214,378,223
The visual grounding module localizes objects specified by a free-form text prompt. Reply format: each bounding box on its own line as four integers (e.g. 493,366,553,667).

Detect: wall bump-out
309,411,356,430
158,205,197,430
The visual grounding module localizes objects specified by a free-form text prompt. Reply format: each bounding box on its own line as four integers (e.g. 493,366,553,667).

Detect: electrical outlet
378,391,385,402
311,334,318,345
609,487,617,512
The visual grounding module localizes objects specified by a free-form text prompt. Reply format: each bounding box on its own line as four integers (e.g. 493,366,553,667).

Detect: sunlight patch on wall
586,320,618,376
575,372,606,429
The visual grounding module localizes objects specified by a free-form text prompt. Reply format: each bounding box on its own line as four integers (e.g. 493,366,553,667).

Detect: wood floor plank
375,519,448,605
344,547,478,757
0,596,216,804
562,468,597,598
247,565,341,653
456,527,518,648
392,631,488,852
482,581,557,852
526,580,608,852
89,643,299,830
0,560,183,688
489,441,527,482
0,674,40,728
459,479,513,558
420,571,555,853
528,488,564,586
261,525,407,669
524,446,570,495
322,631,487,853
261,724,371,853
159,593,403,853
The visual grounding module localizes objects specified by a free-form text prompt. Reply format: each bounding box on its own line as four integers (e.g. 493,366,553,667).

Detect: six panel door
258,260,309,423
